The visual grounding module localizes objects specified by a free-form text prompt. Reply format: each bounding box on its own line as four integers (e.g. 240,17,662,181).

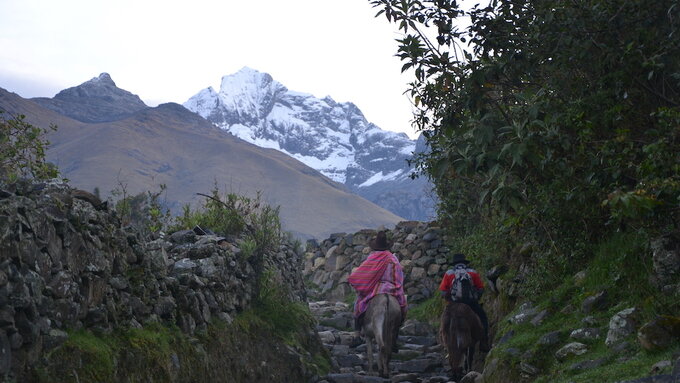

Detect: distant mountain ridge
0,76,404,239
32,73,148,122
184,67,435,220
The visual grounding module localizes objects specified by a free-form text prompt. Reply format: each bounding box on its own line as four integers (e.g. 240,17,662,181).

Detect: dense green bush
370,0,680,288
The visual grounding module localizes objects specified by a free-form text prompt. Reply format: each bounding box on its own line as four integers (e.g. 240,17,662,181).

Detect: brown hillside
0,88,403,238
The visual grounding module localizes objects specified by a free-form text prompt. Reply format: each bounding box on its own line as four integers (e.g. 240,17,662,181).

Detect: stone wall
304,221,463,303
0,180,312,381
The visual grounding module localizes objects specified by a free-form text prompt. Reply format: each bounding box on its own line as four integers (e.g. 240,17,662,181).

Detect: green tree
370,0,680,275
0,111,58,181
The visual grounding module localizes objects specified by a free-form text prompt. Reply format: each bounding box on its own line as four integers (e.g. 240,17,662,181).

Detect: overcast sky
0,0,423,138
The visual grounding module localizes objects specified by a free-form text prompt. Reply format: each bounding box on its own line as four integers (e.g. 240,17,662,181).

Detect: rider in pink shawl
348,231,408,332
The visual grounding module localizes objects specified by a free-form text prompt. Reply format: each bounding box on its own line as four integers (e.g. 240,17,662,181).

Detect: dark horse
361,294,402,377
439,302,484,379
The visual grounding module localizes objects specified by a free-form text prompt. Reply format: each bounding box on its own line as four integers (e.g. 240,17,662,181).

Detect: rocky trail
309,301,483,383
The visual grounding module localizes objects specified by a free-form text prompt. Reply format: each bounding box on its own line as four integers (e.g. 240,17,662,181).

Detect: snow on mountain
184,67,434,220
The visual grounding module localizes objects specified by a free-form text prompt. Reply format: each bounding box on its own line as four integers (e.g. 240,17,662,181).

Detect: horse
439,302,484,380
360,293,402,377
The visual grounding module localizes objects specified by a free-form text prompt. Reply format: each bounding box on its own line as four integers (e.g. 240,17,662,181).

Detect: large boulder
637,316,680,351
606,307,640,347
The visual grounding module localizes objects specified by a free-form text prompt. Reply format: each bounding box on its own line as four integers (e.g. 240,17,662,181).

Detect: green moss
343,289,357,306
251,270,316,343
310,352,332,376
37,324,192,383
534,345,680,383
51,330,117,383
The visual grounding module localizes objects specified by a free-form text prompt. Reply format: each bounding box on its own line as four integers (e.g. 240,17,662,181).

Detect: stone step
310,300,452,383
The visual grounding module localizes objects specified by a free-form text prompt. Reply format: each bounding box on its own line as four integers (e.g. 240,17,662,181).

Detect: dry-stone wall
303,221,457,303
0,179,311,381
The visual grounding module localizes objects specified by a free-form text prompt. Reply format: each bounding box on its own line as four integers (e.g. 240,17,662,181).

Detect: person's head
451,253,470,265
369,230,391,251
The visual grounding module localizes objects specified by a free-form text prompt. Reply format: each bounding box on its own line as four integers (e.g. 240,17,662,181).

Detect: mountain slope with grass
0,83,403,239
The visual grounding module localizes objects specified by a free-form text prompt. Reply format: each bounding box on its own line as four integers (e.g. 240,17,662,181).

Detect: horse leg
379,337,391,378
374,311,386,376
366,336,374,375
465,345,474,373
450,346,464,377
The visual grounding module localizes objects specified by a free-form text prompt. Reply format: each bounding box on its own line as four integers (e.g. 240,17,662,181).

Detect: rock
334,354,363,368
423,376,450,383
422,231,438,242
650,234,680,288
498,330,515,345
393,357,441,373
520,361,540,377
169,230,196,244
569,358,607,371
570,327,601,341
400,319,435,337
582,315,598,326
154,296,177,318
555,342,589,360
606,307,639,347
391,373,419,383
109,276,128,290
313,257,327,270
331,345,350,356
326,374,388,383
531,310,549,326
0,330,10,376
650,360,672,375
410,267,426,280
43,329,68,351
173,258,198,273
581,291,608,313
611,340,634,354
414,256,433,267
318,330,336,345
460,371,483,383
399,335,438,347
487,265,508,280
427,263,441,276
638,316,679,351
509,302,538,324
326,246,339,258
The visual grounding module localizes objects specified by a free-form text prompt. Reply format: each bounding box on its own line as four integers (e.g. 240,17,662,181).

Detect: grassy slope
409,231,679,382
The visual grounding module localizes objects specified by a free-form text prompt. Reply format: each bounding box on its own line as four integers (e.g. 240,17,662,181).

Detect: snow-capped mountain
184,67,435,220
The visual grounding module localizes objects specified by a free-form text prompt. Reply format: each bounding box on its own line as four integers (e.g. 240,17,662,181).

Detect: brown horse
439,302,484,379
361,294,402,377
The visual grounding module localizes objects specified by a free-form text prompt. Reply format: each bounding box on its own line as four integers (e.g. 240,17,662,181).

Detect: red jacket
438,266,484,293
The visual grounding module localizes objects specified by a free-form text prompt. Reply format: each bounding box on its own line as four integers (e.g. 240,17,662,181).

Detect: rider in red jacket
439,253,491,352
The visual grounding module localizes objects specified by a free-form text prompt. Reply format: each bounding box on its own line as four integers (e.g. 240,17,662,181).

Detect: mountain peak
89,72,116,86
31,73,148,123
183,68,435,221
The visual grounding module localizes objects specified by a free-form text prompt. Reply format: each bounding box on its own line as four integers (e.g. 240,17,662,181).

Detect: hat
451,253,470,265
369,231,391,251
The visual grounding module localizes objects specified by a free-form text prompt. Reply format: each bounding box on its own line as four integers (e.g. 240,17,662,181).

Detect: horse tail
384,294,396,348
372,295,387,348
